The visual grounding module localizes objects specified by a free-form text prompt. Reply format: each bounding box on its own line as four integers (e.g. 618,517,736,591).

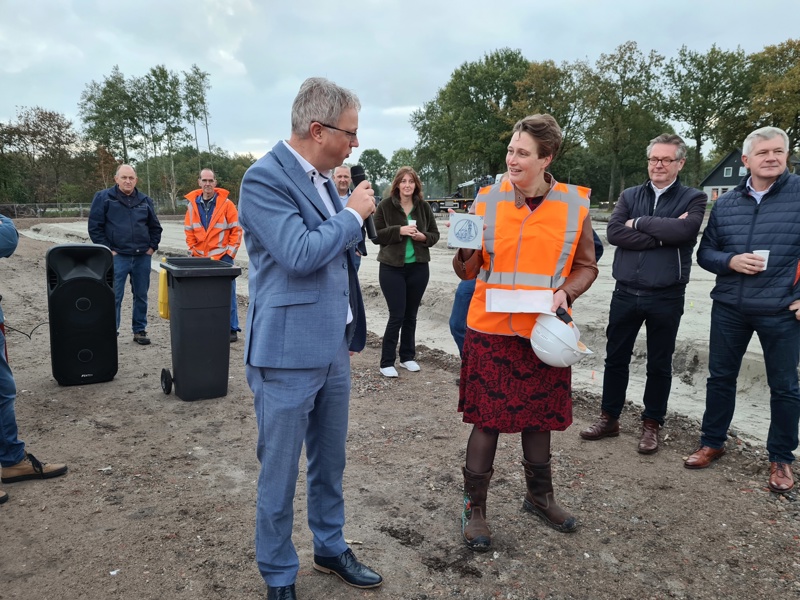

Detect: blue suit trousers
246,336,351,587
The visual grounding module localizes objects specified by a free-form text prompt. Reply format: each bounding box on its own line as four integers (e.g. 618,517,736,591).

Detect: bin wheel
161,368,173,395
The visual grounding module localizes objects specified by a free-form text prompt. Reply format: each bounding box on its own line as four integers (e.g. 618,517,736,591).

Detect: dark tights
465,425,551,474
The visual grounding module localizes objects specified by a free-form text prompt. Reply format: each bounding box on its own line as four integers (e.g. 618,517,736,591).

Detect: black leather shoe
267,584,296,600
313,549,383,588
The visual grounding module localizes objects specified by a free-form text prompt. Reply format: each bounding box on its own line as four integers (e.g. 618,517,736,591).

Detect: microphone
350,165,377,241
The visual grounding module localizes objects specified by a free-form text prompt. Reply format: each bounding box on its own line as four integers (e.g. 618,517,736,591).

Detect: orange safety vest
184,188,241,260
467,178,590,338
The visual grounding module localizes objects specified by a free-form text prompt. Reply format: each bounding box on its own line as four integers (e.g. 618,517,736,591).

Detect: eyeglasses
647,158,680,166
317,122,358,141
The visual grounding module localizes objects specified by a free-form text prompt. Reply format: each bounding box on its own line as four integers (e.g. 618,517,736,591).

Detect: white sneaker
380,366,399,378
399,360,420,372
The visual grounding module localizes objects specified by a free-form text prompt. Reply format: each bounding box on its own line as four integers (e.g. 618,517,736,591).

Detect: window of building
724,167,733,177
722,188,729,194
739,166,747,176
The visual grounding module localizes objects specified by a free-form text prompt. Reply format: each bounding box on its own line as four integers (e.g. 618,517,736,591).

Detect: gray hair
742,126,790,156
290,77,361,138
199,168,216,179
115,163,136,177
334,165,351,175
646,134,687,161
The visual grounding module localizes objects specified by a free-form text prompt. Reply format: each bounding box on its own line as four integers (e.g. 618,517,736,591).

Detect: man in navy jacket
580,134,707,454
685,126,799,495
88,165,162,345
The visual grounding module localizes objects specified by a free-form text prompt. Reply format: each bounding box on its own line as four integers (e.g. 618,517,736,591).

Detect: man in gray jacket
580,134,707,454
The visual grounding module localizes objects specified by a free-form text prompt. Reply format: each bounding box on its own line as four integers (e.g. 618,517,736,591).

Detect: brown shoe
683,446,725,469
579,411,620,441
768,462,794,493
0,489,7,504
1,452,68,483
638,418,660,454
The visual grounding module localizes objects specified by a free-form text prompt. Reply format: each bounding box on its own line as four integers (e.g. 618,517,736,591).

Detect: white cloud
1,0,798,160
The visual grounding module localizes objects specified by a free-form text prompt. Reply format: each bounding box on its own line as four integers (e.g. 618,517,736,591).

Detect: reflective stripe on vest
467,178,590,338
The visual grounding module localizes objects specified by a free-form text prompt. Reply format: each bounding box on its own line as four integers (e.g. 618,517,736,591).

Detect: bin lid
162,257,242,278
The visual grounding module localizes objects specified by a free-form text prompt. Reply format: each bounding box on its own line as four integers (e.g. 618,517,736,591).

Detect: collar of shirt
649,178,677,210
281,140,339,217
746,176,775,204
282,140,332,186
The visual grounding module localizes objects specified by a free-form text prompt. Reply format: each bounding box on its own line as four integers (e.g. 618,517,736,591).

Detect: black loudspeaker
46,244,118,385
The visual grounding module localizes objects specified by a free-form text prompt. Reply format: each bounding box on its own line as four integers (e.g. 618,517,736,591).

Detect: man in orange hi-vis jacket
184,168,242,342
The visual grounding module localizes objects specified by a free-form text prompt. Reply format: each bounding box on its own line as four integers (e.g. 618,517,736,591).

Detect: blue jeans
113,253,152,333
0,324,25,467
230,279,240,332
601,289,685,424
449,279,476,359
702,301,800,463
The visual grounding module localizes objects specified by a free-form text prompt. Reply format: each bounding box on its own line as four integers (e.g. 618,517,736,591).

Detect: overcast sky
1,0,797,164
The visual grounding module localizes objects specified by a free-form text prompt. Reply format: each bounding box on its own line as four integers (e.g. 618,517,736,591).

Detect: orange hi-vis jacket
467,178,591,338
184,188,241,260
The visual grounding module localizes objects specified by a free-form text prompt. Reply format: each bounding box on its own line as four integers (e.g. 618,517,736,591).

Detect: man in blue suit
238,77,382,600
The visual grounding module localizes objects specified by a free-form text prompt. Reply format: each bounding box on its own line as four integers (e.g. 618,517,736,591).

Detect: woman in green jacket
373,167,440,377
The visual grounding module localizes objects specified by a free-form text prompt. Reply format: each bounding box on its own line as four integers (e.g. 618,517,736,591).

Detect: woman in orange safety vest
452,115,598,551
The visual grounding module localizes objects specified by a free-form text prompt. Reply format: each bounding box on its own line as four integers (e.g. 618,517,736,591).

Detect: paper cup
753,250,769,270
408,219,416,226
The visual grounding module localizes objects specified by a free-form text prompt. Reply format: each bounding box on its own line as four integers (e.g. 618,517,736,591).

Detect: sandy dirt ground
1,217,798,600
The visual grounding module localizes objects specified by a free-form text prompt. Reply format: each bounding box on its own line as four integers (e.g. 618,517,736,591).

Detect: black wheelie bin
160,257,242,401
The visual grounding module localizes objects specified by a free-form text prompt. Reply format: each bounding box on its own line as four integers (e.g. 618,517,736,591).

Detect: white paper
485,289,554,313
447,213,484,249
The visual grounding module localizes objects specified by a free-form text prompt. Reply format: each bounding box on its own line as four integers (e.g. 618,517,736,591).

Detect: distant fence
0,201,186,219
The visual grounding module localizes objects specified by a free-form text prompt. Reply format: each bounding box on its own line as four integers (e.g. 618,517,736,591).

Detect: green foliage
748,39,800,153
358,149,389,184
664,45,752,185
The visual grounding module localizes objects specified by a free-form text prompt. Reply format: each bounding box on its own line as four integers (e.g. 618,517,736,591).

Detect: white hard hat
530,309,593,368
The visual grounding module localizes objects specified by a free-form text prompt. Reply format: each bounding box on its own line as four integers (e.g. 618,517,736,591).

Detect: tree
183,65,213,169
78,65,136,163
387,148,415,176
664,45,751,185
510,59,593,163
142,65,188,209
358,149,389,185
748,39,800,153
6,107,79,203
411,48,530,189
583,42,666,202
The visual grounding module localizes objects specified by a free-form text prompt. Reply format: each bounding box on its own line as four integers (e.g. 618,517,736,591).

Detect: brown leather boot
638,418,660,454
579,411,620,440
462,467,493,552
522,458,577,533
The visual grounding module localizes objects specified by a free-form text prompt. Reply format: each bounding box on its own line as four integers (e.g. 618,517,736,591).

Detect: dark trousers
601,288,685,424
701,301,800,463
378,262,429,368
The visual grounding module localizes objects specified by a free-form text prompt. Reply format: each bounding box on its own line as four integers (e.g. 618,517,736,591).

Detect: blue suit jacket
239,142,367,369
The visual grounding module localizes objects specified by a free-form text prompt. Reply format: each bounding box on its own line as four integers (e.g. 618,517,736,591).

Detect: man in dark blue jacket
88,165,162,345
580,134,707,454
685,126,799,495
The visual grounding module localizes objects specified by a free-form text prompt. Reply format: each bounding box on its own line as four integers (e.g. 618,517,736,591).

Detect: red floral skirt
458,328,573,433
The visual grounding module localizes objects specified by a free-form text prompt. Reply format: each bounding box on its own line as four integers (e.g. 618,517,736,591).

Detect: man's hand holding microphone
347,165,377,240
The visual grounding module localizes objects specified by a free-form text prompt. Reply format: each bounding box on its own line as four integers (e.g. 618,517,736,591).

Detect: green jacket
373,196,440,266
